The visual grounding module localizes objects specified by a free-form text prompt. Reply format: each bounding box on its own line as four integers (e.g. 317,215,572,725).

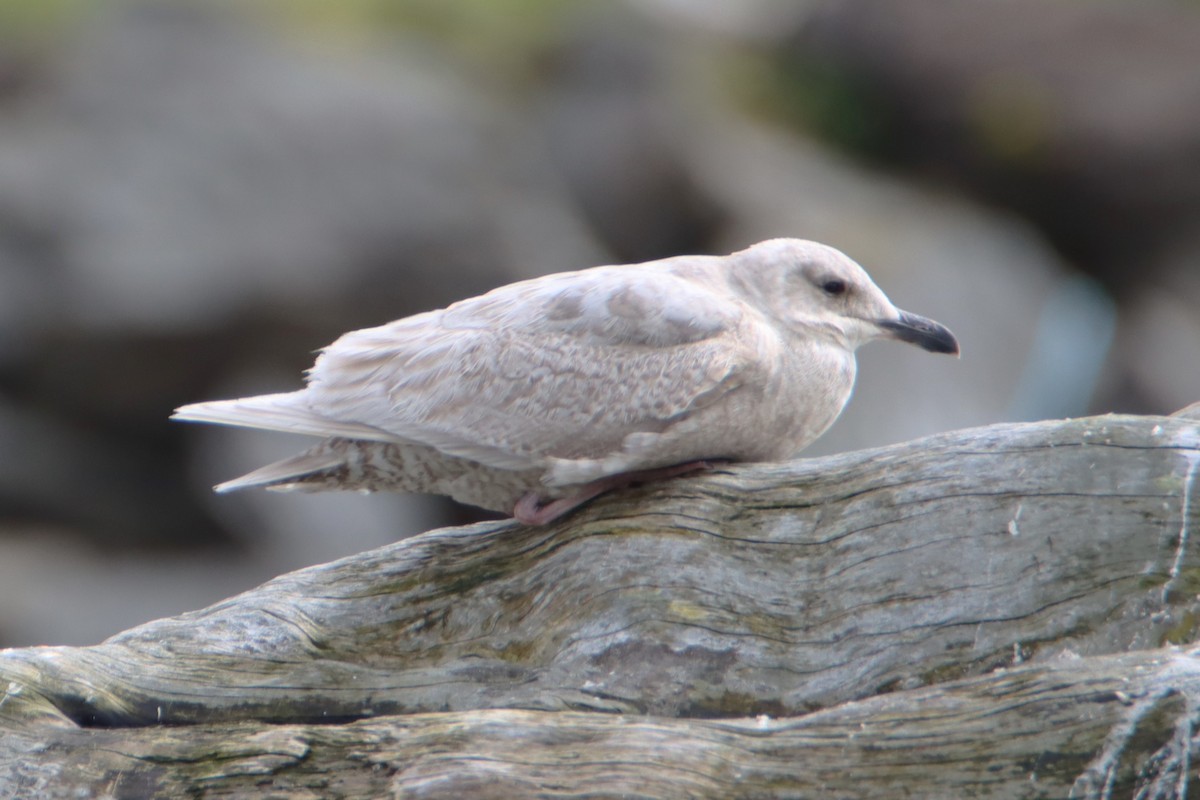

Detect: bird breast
741,335,858,461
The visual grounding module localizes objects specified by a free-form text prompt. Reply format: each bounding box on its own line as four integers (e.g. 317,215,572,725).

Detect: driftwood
1,410,1198,798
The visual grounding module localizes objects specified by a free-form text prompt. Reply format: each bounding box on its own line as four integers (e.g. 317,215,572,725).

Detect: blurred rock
0,395,222,547
1006,274,1117,422
0,4,600,334
538,12,727,262
0,526,292,647
629,0,808,40
1102,245,1200,415
785,0,1200,291
0,1,601,557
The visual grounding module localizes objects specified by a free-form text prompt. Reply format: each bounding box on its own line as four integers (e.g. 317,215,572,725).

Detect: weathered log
1,412,1198,798
2,648,1199,799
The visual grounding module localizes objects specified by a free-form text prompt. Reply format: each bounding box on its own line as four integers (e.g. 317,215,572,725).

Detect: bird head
731,238,960,356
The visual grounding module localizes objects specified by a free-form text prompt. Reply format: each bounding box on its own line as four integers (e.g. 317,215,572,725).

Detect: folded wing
179,267,764,474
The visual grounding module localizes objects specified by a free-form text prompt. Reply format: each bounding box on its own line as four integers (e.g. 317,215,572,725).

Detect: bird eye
822,279,847,296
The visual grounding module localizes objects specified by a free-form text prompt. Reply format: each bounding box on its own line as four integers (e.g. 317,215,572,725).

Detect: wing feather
303,267,762,472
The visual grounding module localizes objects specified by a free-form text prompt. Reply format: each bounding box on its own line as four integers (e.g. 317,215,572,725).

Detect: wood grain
2,412,1198,797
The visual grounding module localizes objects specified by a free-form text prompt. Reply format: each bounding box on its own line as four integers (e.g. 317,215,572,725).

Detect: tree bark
2,411,1198,798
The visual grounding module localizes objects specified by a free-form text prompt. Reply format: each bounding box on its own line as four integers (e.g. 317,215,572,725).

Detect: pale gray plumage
173,239,959,523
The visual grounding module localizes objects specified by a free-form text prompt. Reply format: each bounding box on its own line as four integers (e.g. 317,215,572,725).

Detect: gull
173,239,959,524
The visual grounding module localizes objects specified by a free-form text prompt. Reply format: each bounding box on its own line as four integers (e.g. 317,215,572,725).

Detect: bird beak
879,311,960,356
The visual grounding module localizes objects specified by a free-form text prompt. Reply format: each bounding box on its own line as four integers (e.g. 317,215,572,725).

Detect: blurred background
0,0,1197,646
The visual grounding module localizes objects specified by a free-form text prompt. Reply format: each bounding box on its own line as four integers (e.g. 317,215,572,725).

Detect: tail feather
172,393,393,442
215,449,346,493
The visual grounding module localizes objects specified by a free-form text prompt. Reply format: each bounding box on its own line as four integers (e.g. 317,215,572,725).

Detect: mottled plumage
173,239,959,523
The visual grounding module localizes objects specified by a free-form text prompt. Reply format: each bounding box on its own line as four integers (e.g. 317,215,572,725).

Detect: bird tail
172,392,390,441
214,448,346,493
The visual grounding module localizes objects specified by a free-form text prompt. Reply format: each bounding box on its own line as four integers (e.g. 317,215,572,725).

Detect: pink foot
512,459,724,525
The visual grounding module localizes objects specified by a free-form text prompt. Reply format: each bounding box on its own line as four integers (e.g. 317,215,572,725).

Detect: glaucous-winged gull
173,239,959,524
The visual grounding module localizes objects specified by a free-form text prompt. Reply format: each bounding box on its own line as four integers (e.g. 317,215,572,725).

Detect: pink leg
512,459,724,525
513,484,613,526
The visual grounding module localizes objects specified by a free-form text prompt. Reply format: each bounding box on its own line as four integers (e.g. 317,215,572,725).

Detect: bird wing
303,267,769,472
